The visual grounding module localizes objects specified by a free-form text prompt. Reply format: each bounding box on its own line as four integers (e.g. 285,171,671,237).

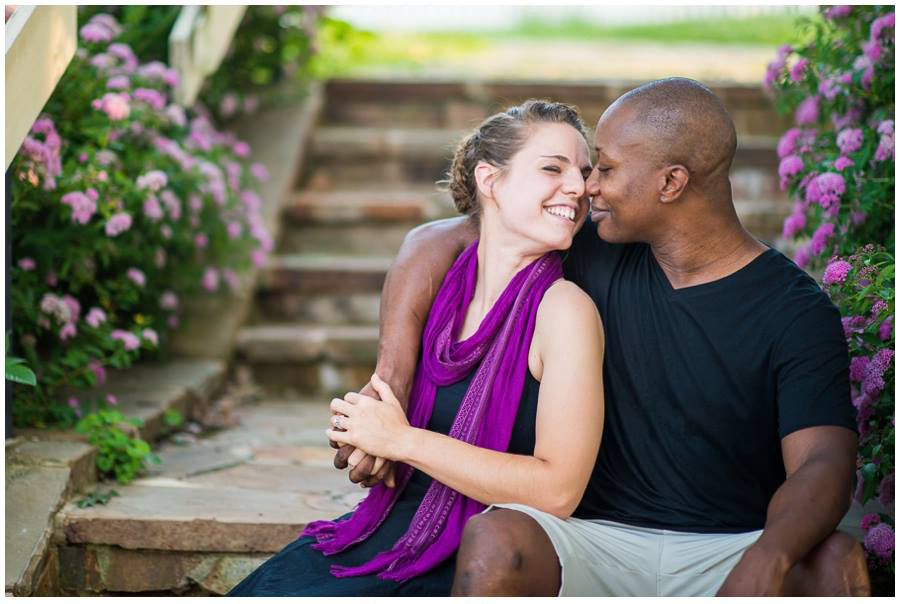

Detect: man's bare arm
335,216,479,484
717,426,857,595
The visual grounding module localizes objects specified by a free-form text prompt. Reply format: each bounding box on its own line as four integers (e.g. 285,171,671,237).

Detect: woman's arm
336,216,479,484
330,281,605,518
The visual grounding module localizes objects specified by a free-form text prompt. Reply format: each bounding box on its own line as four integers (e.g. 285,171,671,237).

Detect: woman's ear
474,160,499,202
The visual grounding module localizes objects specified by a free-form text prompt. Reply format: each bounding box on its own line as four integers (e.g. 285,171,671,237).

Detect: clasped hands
328,373,409,488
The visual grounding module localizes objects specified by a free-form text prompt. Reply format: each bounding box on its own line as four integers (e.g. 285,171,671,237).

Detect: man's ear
474,161,500,202
659,164,689,204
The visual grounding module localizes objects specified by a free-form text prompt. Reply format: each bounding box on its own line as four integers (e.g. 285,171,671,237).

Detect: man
333,78,870,596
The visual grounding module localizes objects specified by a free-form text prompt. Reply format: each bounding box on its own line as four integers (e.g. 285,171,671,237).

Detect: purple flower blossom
864,523,894,559
240,190,262,211
142,328,158,346
220,93,240,118
202,267,219,292
168,315,179,328
106,75,130,90
61,295,81,322
79,22,113,43
92,92,130,121
805,173,845,212
861,512,881,531
143,195,163,221
159,291,178,310
106,394,118,406
223,268,240,291
46,272,57,287
160,190,181,220
227,221,243,239
871,12,895,41
133,87,167,111
879,472,895,507
834,156,854,171
251,162,269,182
795,96,819,126
136,170,167,192
160,224,172,239
194,233,209,248
85,307,107,328
165,104,187,128
68,397,81,414
88,359,106,384
188,194,204,213
872,300,888,315
824,5,851,19
823,260,852,285
59,322,77,341
879,316,893,341
40,293,71,323
789,59,809,83
836,128,863,154
850,356,869,383
862,39,883,63
126,268,146,287
88,13,122,37
105,212,132,236
107,43,138,74
17,257,36,271
862,348,894,396
233,141,251,157
96,150,117,166
778,155,804,190
875,120,894,161
60,191,97,224
111,329,140,351
817,76,842,101
252,248,268,268
810,222,835,256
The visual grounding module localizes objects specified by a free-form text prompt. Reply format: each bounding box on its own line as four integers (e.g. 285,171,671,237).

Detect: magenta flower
105,212,132,236
777,128,801,158
879,316,893,341
850,356,869,382
160,190,181,220
159,291,178,310
165,104,187,128
92,92,130,121
194,233,209,248
17,257,36,271
142,328,158,346
40,293,71,323
240,190,262,211
136,170,167,192
833,156,854,171
107,43,138,73
143,195,163,221
862,348,894,396
862,39,883,63
788,59,809,83
781,210,806,239
67,397,81,418
126,268,146,287
809,222,835,256
79,22,113,43
778,155,803,190
864,523,894,559
219,93,240,118
806,173,845,212
233,141,251,158
875,120,894,161
160,224,173,239
133,87,167,111
188,194,204,212
824,5,851,19
252,249,267,268
227,221,243,239
61,191,98,224
836,128,863,154
795,95,819,126
61,295,81,322
88,13,122,37
871,12,895,40
223,268,240,291
96,150,117,166
59,322,77,341
822,260,852,285
88,359,106,385
46,272,58,287
111,329,140,351
861,512,881,531
168,315,179,328
106,75,130,90
817,76,841,101
106,394,118,406
251,162,269,182
85,307,107,328
202,267,219,292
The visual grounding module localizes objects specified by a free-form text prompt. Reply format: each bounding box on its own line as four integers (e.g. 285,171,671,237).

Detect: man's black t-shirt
563,222,856,533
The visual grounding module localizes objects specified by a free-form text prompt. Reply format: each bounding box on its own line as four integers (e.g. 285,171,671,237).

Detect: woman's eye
542,166,561,173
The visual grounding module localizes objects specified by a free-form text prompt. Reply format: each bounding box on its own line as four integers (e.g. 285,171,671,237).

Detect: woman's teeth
545,206,575,222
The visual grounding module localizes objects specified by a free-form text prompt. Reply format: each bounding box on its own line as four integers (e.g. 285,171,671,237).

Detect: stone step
302,127,781,190
260,254,393,296
252,291,382,326
322,78,793,136
55,400,366,595
236,324,379,396
283,189,456,224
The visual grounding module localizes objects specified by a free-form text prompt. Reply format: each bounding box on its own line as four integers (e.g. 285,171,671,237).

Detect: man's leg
451,509,561,596
783,530,871,596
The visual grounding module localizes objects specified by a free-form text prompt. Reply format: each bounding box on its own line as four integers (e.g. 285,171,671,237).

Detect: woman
228,100,605,596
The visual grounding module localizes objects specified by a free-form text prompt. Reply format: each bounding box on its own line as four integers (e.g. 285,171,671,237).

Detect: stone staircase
42,78,799,595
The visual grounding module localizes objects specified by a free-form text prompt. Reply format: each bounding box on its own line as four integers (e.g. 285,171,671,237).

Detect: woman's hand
326,374,413,462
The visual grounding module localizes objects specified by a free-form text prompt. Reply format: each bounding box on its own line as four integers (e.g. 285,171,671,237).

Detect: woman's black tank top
401,367,541,499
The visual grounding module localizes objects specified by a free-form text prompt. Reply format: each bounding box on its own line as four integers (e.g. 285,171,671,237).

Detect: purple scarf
301,239,562,581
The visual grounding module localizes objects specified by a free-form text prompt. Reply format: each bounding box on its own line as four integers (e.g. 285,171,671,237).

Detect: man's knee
789,530,871,596
453,509,559,596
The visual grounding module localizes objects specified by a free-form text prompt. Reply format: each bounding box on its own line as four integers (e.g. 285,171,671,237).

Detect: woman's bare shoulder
535,279,604,346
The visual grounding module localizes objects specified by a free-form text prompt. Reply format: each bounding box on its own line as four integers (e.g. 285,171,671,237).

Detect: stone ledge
237,324,379,364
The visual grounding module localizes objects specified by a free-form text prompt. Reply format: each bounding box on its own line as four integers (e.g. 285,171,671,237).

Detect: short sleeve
774,296,857,438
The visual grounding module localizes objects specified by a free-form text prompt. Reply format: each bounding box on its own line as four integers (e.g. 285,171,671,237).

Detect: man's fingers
349,454,375,483
348,448,366,468
334,444,355,469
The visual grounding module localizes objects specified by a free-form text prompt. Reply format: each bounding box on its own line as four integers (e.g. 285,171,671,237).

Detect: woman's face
485,121,592,252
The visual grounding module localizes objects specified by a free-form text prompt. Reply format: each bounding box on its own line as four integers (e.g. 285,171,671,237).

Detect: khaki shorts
485,503,763,596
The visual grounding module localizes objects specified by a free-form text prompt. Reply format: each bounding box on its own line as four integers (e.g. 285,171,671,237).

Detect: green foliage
76,488,120,508
6,332,36,387
75,410,160,484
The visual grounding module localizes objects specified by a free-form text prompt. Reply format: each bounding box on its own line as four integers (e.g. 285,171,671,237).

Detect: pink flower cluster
92,92,131,121
824,5,852,19
875,120,894,162
105,212,132,237
111,329,140,351
864,523,894,560
60,190,98,224
809,222,835,256
795,95,819,126
79,13,122,44
836,128,863,154
822,260,852,285
136,170,168,192
805,173,845,217
764,44,793,89
21,116,63,190
136,61,179,88
778,155,803,191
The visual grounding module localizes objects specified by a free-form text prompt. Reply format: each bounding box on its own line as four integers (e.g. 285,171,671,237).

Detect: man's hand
717,543,790,596
331,382,396,487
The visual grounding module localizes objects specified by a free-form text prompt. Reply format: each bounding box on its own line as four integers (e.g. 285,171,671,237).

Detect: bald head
608,78,737,192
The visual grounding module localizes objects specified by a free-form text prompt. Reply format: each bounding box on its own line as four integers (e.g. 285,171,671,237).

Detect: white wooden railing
4,5,246,169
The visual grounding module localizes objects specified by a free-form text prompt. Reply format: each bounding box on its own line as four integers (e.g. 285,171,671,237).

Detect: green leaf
6,364,37,386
